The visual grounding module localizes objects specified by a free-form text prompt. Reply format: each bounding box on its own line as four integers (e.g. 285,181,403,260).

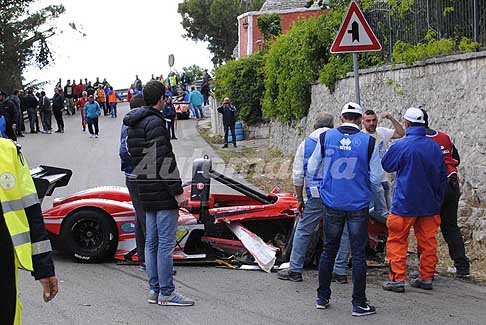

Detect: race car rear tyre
61,209,118,262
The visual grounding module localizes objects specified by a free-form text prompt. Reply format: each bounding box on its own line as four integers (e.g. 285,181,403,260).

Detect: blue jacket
84,101,101,119
189,90,204,107
307,124,380,211
382,126,447,217
164,103,176,118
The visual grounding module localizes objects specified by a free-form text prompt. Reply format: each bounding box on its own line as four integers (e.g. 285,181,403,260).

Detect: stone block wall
269,52,486,250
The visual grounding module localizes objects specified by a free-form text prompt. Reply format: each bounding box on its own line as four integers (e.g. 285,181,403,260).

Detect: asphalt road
17,103,486,325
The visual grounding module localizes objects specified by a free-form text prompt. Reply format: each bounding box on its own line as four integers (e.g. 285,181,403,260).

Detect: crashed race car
33,157,387,271
174,101,190,120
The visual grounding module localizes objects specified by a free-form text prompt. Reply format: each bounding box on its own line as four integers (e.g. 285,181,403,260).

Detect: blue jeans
189,104,196,118
318,207,369,306
193,105,203,118
382,181,392,210
289,198,350,275
369,182,389,223
145,209,178,296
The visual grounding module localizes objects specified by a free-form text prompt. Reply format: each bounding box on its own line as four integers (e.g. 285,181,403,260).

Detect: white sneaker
89,134,94,138
95,134,99,138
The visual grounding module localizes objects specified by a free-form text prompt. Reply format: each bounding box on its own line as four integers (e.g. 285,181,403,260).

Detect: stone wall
269,52,486,250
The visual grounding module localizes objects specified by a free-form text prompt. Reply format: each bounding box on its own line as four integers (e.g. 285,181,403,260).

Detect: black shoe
222,144,228,148
55,130,61,133
352,302,376,317
17,133,24,137
332,272,348,284
456,270,471,279
410,278,433,290
60,129,64,133
277,269,303,282
316,298,330,309
30,130,37,134
172,137,178,140
233,143,237,148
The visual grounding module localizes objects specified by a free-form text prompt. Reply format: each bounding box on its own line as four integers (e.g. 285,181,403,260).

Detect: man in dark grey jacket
123,80,194,307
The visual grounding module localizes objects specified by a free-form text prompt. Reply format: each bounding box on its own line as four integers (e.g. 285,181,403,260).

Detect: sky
24,0,214,93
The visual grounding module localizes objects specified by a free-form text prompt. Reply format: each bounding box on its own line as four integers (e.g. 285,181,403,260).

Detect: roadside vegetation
211,0,481,125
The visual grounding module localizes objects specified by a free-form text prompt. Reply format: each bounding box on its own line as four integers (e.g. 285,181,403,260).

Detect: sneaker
277,269,303,282
382,281,405,293
89,134,94,138
222,144,228,148
82,128,86,132
55,130,61,133
158,292,194,307
171,137,178,140
332,272,348,284
456,272,471,279
316,298,329,309
233,143,237,148
148,290,158,304
95,134,99,138
352,302,376,317
410,278,433,290
138,263,146,272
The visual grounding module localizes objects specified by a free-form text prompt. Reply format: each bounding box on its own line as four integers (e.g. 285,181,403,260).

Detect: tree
0,0,65,93
178,0,265,65
182,64,205,82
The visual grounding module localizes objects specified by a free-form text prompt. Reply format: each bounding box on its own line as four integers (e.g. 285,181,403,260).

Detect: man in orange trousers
381,108,447,292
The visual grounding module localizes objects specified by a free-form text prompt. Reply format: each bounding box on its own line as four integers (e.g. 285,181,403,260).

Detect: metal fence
365,0,486,58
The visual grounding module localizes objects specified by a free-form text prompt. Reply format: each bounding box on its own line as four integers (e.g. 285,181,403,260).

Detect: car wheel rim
72,218,104,251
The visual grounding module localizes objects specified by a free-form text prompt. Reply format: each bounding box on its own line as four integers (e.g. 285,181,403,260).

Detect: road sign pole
352,52,360,105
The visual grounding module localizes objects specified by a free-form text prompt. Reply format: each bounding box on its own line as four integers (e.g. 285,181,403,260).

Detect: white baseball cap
403,107,425,124
341,102,363,115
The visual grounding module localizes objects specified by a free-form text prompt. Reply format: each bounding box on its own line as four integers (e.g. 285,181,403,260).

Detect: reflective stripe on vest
0,138,37,271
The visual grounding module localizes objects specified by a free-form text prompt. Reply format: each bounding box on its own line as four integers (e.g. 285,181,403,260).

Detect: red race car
32,157,387,269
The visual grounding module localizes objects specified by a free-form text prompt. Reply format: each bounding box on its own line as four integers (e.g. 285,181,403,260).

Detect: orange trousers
386,213,441,282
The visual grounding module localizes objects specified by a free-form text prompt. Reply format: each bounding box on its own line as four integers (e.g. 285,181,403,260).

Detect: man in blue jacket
307,102,381,317
381,107,447,293
84,95,101,138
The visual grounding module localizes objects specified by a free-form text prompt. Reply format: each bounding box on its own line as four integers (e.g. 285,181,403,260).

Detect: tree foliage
0,0,65,93
214,51,265,125
178,0,265,65
257,14,281,42
182,64,206,82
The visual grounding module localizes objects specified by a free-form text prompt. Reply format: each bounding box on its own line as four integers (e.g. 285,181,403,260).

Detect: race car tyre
61,209,118,262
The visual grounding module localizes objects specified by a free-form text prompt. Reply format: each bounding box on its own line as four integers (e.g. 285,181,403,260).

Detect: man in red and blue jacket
382,107,447,293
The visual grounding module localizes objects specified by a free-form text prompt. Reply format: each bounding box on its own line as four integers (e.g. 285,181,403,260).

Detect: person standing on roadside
123,80,194,307
189,86,204,120
0,90,18,140
64,80,75,115
77,91,89,132
38,91,52,134
382,107,447,293
362,110,405,222
0,138,59,325
24,88,39,134
278,113,351,284
217,97,237,148
120,93,147,271
307,102,380,317
421,109,470,278
107,87,121,118
95,85,107,116
84,95,101,138
164,97,177,140
168,72,178,97
10,90,24,137
52,88,65,133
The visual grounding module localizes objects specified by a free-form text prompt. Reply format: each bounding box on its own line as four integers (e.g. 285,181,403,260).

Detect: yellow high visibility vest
169,75,177,87
0,138,37,271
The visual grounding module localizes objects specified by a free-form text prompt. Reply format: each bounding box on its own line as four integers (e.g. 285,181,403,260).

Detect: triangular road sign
330,1,382,53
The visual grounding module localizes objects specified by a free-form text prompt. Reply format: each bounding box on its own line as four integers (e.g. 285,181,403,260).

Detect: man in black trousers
217,97,237,148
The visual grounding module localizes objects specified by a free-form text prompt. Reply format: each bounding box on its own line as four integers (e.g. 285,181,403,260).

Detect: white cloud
24,0,214,93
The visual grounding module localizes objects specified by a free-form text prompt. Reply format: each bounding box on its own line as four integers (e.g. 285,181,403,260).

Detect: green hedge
213,51,265,125
261,13,344,123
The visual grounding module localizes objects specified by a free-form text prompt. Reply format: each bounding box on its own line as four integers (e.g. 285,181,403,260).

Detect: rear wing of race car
30,166,72,204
